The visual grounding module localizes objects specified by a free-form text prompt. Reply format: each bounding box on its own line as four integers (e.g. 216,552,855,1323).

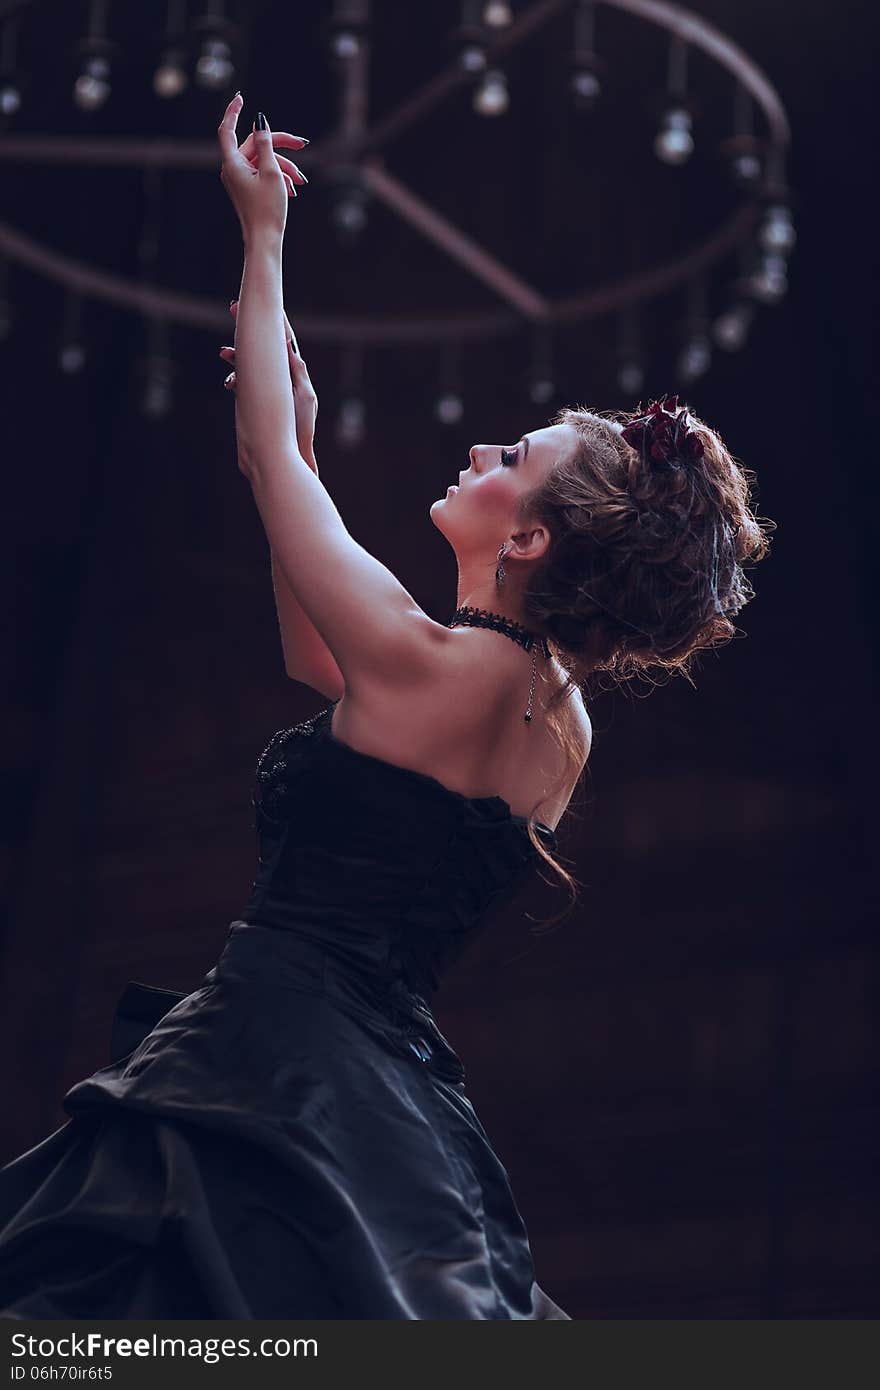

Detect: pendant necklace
447,605,551,723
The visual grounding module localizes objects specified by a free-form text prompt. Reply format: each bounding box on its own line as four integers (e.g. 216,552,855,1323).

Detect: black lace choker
447,606,550,656
446,606,551,723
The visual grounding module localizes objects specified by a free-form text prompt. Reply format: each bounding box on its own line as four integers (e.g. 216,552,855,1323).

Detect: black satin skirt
0,921,569,1319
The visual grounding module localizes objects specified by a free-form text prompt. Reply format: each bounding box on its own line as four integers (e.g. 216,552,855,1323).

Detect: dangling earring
495,543,509,589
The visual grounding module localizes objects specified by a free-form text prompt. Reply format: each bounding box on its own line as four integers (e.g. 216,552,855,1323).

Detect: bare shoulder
541,664,592,782
568,682,593,763
333,624,592,825
338,618,495,728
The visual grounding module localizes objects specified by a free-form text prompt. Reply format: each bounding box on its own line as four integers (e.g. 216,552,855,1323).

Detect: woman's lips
447,484,458,493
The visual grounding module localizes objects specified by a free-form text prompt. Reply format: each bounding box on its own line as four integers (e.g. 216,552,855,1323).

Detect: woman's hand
218,95,308,244
221,300,319,470
236,117,309,196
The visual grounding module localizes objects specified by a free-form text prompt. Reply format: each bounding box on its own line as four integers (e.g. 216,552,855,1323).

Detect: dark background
1,0,877,1318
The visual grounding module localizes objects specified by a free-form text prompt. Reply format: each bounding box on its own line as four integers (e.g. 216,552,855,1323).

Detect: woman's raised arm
217,96,442,692
220,303,344,699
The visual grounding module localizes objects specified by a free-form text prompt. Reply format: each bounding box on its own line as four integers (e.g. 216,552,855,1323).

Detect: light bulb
460,44,487,73
528,375,555,404
677,335,711,383
195,37,234,91
153,50,188,99
654,108,693,166
332,187,368,242
759,204,796,254
618,361,644,395
59,342,86,374
483,1,513,26
143,370,173,419
0,82,21,116
732,151,762,184
336,397,365,447
473,69,508,117
747,252,788,304
331,30,360,59
571,68,601,110
712,303,755,352
73,55,111,111
435,392,464,425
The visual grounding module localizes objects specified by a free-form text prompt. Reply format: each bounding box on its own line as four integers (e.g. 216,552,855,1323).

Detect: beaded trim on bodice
252,704,558,847
254,713,322,822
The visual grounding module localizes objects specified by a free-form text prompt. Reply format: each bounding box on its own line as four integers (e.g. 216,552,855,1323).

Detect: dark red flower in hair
622,393,705,470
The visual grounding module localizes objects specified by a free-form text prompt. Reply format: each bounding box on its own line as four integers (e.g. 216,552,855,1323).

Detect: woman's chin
428,498,455,537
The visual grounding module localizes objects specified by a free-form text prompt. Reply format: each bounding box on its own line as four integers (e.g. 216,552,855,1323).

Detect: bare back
330,628,592,832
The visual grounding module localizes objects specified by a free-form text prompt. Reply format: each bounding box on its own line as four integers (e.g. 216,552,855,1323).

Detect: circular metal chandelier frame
0,0,791,346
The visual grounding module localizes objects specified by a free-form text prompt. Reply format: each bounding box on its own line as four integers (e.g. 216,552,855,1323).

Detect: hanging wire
194,0,236,90
73,0,114,112
336,343,366,446
142,316,173,419
570,0,601,111
0,10,23,116
435,341,464,424
667,32,688,100
708,234,758,351
153,0,189,100
85,0,111,41
528,323,556,405
616,303,644,397
136,169,174,418
677,272,711,384
58,288,87,374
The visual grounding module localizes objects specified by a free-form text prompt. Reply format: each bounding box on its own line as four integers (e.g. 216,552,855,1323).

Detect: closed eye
500,447,518,466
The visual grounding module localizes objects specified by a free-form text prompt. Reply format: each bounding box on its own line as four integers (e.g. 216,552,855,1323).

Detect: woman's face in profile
429,422,576,554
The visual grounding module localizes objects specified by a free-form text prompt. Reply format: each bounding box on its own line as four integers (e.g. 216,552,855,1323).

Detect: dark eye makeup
500,446,518,466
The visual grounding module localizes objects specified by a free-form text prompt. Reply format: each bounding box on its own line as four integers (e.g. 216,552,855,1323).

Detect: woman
0,96,771,1319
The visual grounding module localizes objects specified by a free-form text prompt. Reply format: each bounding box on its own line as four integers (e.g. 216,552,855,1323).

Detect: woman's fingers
238,129,309,160
288,345,316,402
222,302,305,386
242,151,306,185
286,339,308,375
220,346,310,398
276,156,307,184
287,341,312,376
228,161,295,195
217,92,247,170
222,357,298,392
275,157,307,184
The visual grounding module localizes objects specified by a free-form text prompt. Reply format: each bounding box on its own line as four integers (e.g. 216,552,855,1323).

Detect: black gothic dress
0,702,569,1319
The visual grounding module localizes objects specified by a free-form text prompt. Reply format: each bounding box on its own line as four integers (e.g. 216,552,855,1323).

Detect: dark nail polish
256,111,267,130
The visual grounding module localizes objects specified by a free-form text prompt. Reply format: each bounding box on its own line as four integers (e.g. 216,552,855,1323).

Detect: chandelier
0,0,793,444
